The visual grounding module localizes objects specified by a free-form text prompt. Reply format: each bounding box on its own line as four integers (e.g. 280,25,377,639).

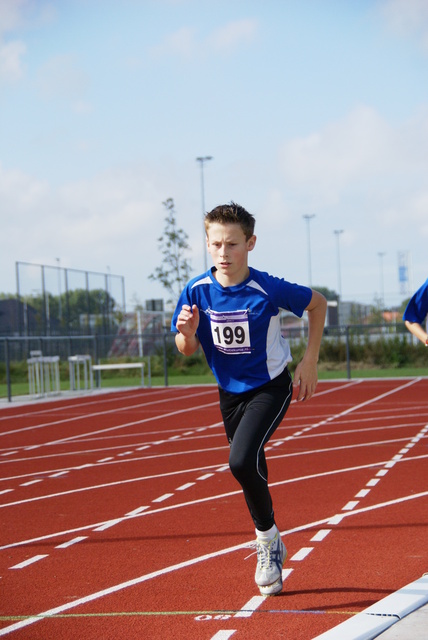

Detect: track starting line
0,608,360,620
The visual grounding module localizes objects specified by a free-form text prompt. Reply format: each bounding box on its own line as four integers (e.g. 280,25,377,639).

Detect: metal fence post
345,325,351,379
94,335,100,388
5,338,12,402
163,328,169,387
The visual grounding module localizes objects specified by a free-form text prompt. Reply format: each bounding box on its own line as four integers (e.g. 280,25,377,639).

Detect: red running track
0,378,427,639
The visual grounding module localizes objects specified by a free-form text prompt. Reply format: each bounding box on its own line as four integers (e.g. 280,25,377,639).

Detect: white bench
92,362,145,387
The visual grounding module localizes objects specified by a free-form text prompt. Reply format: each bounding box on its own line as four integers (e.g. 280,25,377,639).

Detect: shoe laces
256,538,274,569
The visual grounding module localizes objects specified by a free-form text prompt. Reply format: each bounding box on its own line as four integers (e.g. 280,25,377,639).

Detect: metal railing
0,322,422,402
0,330,173,402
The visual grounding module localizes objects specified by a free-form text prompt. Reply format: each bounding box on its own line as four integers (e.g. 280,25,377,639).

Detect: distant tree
313,286,339,301
369,295,385,324
149,198,192,305
22,288,116,333
399,297,411,314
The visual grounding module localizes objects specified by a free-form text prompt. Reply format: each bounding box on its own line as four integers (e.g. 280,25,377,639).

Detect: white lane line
234,595,265,618
282,567,294,580
197,473,215,480
342,501,359,511
290,547,313,561
0,489,13,495
3,479,428,553
367,478,380,486
1,489,427,636
1,435,424,501
20,479,42,487
10,555,48,569
355,489,370,498
126,506,149,516
210,631,236,639
93,519,124,532
49,471,68,477
311,529,332,542
56,536,88,549
152,493,174,503
385,461,397,468
0,391,218,441
176,483,195,491
327,514,346,525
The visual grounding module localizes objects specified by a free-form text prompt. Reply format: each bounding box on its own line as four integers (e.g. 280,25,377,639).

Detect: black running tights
218,367,293,532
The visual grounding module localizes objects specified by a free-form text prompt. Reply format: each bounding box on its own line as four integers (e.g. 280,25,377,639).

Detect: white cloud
0,39,26,82
380,0,428,52
0,163,49,212
35,54,89,102
150,26,197,59
0,0,57,84
279,105,428,207
0,0,28,34
207,18,258,53
150,18,258,59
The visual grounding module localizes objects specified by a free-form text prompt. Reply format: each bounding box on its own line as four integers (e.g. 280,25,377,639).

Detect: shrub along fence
0,323,425,402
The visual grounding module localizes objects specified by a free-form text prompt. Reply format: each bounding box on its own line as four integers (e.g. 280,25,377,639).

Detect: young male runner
172,202,327,595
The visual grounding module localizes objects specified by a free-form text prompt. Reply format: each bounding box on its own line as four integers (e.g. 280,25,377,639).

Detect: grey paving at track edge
374,602,428,639
313,574,428,640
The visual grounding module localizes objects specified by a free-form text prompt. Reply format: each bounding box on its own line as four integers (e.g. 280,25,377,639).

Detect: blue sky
1,0,428,310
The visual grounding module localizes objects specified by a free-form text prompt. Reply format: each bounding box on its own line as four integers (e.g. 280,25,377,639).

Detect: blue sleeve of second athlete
403,280,428,324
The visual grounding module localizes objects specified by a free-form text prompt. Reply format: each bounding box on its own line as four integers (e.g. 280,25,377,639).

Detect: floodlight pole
56,258,62,323
334,230,344,300
196,156,213,272
334,230,344,327
303,214,315,287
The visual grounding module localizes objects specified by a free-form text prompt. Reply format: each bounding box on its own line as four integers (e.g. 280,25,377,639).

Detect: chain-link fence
0,330,175,402
0,322,425,402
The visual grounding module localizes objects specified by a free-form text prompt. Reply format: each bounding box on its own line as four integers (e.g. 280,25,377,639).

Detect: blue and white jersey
171,267,312,394
403,278,428,325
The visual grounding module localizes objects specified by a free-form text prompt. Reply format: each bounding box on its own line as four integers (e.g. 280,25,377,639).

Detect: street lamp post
196,156,213,271
334,230,344,299
303,214,315,286
334,230,344,327
56,258,62,324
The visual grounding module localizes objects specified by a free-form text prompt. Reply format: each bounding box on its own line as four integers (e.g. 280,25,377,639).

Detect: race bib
209,309,251,354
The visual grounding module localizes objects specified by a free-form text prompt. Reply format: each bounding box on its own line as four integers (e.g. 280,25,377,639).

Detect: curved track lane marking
1,489,427,637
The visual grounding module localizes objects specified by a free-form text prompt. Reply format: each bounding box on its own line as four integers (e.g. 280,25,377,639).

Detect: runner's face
206,222,256,285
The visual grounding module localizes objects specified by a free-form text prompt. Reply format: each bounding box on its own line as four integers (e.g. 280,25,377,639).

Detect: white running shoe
254,532,287,596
